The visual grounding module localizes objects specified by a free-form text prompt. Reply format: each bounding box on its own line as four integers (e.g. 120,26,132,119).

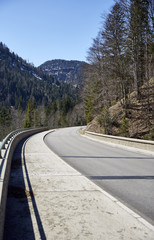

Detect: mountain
0,42,86,139
39,59,87,87
0,43,77,110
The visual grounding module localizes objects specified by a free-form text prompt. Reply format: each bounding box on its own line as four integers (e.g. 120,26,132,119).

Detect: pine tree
24,98,37,128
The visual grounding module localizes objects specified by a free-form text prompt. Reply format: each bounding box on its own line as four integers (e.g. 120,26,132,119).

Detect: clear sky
0,0,114,67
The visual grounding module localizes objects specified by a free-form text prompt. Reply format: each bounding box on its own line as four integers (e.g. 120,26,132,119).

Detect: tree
83,63,103,123
102,1,132,105
0,106,11,125
0,106,12,139
84,0,153,123
24,98,39,128
129,0,153,97
85,1,132,113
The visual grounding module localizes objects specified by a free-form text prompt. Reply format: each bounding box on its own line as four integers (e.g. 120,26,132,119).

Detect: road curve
44,126,154,225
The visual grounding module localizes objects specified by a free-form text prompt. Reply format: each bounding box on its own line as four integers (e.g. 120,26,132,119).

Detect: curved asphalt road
44,126,154,225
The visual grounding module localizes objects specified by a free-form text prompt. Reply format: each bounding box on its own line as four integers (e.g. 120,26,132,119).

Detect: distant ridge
39,59,87,86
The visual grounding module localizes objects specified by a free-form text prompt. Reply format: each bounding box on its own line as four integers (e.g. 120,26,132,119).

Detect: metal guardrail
0,129,21,159
85,131,154,153
0,127,48,175
0,127,49,240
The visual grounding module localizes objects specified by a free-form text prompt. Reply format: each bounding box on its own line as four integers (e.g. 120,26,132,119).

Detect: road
44,126,154,225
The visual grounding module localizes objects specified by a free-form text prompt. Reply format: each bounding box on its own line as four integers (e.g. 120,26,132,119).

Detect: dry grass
85,78,154,140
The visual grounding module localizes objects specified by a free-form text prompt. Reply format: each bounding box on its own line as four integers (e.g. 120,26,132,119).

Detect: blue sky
0,0,114,66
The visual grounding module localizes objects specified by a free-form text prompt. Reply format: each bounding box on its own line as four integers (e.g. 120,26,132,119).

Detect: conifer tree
24,98,38,128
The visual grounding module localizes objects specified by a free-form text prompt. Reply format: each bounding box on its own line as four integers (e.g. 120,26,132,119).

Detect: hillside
83,0,153,141
0,42,85,139
0,42,77,110
39,59,87,87
86,78,154,140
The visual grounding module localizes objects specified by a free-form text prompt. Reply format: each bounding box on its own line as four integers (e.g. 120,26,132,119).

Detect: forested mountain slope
0,42,85,139
0,42,77,109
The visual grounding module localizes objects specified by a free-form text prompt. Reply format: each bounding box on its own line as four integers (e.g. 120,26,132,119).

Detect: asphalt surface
44,126,154,225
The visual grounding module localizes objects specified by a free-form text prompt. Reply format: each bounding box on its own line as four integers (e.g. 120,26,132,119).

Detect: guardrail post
0,147,4,159
0,150,5,159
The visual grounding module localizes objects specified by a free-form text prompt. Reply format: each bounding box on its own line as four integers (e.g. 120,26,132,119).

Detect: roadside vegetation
83,0,154,140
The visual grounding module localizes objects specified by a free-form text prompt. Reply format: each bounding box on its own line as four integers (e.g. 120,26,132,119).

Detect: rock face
39,59,87,86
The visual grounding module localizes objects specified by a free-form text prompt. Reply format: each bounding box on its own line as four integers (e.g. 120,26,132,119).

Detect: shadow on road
3,138,46,240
